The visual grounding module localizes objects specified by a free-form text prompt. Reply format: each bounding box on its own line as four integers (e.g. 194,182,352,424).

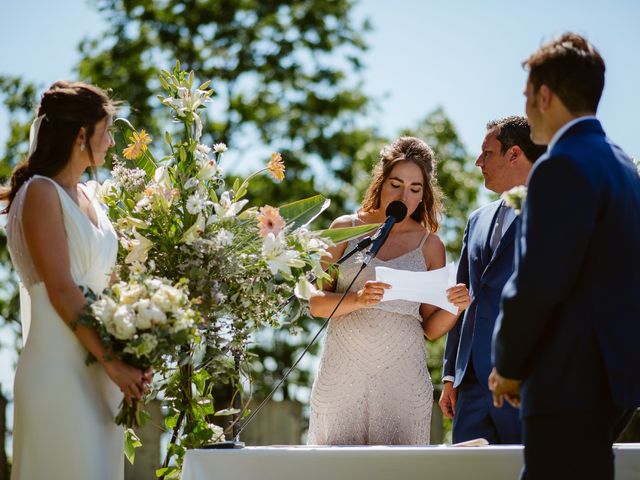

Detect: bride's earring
80,143,86,152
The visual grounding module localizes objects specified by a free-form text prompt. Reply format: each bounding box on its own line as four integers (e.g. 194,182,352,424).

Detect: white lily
198,161,219,181
208,191,248,223
294,276,319,300
124,230,154,264
154,166,173,189
181,214,206,244
261,233,305,276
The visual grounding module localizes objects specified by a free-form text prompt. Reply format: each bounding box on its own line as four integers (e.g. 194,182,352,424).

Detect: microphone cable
233,241,372,440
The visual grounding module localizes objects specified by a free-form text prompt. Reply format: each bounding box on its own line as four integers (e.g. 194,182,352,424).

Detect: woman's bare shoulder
422,231,446,269
24,177,60,207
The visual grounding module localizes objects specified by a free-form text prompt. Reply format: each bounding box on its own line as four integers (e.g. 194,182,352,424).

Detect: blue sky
1,0,639,159
1,0,639,394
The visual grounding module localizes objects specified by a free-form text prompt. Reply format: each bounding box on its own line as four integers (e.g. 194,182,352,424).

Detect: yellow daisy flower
123,130,152,160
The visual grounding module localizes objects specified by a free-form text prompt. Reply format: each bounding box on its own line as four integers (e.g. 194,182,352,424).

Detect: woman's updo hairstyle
1,81,115,210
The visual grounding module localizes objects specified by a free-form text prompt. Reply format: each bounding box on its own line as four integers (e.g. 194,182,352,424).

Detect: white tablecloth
182,444,640,480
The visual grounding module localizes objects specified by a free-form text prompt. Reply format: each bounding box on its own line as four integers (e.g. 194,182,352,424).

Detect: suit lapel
482,216,518,278
480,201,503,267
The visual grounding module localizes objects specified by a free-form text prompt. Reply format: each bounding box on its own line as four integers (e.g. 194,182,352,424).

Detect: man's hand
439,381,457,419
488,367,522,409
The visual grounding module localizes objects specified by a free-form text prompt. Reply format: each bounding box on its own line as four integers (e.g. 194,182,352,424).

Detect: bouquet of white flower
78,277,198,427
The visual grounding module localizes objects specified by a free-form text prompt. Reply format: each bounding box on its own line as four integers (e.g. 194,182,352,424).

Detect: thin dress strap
418,231,430,249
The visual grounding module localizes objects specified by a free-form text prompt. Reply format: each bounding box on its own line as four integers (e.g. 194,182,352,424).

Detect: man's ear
508,145,523,165
539,85,553,112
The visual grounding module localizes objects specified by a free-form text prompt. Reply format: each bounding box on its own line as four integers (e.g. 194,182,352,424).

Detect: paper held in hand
375,262,458,314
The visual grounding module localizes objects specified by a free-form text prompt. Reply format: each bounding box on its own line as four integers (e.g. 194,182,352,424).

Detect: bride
2,81,151,480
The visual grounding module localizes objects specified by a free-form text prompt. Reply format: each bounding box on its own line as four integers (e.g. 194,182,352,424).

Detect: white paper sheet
375,262,458,314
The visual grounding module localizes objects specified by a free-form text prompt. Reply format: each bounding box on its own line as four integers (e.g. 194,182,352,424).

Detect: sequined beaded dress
308,224,433,445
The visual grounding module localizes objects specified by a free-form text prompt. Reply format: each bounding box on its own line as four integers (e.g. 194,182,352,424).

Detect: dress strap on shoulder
418,231,430,249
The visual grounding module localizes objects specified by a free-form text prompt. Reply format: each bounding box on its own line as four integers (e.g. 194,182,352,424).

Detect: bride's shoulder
21,177,63,223
23,176,59,201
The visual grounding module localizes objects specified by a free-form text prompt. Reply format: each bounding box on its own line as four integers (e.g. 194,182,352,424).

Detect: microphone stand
205,235,374,448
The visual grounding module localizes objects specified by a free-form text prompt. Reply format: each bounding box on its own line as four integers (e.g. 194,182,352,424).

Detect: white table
182,444,640,480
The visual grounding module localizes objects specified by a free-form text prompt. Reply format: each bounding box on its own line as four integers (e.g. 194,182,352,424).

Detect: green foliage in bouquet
93,62,378,477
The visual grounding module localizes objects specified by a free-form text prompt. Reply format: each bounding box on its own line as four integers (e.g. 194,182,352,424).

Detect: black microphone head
385,201,408,222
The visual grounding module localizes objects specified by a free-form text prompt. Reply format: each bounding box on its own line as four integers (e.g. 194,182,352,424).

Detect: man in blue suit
490,33,640,479
440,116,546,444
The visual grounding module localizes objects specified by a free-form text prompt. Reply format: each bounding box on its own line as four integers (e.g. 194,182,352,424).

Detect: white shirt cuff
442,375,455,383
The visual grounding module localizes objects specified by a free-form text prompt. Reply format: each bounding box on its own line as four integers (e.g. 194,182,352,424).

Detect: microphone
362,200,408,266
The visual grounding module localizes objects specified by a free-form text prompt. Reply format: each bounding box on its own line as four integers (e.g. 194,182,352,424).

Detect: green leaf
156,466,180,478
315,223,381,244
114,118,157,177
124,428,142,464
165,413,179,429
278,195,331,229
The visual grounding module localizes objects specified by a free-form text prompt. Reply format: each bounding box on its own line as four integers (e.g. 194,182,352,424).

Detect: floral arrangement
501,185,527,214
77,278,198,427
91,62,376,477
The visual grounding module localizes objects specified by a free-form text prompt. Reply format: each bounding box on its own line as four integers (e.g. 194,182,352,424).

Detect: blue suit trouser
452,361,522,444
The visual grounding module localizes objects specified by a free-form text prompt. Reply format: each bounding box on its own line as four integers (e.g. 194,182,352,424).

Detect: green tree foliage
349,107,482,258
77,0,372,219
0,76,40,335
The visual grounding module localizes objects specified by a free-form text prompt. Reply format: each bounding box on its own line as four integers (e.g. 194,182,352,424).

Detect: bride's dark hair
0,81,115,211
361,136,444,232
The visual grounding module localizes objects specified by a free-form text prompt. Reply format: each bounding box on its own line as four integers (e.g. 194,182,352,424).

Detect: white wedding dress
7,175,122,480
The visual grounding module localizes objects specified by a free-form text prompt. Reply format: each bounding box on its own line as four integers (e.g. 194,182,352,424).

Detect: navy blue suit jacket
443,200,518,390
493,119,640,417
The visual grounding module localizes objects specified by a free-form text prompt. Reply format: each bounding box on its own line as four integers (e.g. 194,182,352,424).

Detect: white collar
547,115,598,152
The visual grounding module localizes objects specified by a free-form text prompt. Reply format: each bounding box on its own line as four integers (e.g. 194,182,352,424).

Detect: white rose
151,285,184,312
135,299,167,329
119,283,146,305
107,305,137,340
91,297,117,323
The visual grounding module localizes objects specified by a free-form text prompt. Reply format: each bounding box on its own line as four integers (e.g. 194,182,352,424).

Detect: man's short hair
523,32,605,114
487,116,547,163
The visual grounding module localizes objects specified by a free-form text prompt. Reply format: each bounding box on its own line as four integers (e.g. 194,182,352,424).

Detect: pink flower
257,205,286,238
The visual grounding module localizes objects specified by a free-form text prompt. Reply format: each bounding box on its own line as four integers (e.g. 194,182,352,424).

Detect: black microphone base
201,440,245,449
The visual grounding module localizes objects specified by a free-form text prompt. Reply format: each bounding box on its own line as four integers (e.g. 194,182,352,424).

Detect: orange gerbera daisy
267,152,285,181
123,130,152,160
257,205,286,238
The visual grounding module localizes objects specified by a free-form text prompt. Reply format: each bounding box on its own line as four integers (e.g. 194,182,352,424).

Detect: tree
77,0,372,217
0,76,38,334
